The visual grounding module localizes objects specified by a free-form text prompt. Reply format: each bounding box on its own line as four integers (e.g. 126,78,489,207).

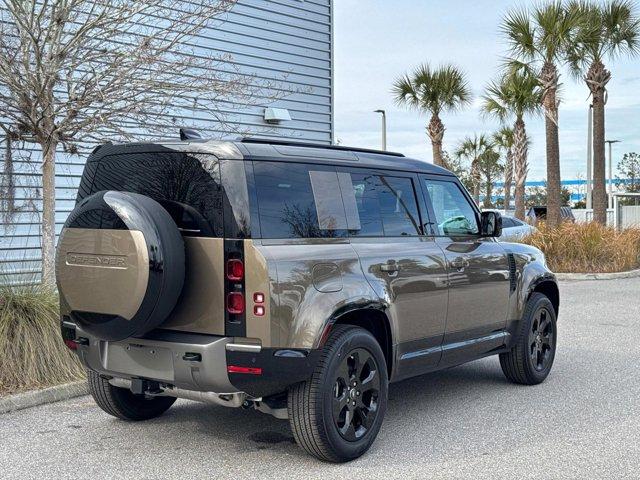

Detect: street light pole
605,139,621,209
374,109,386,151
586,104,593,209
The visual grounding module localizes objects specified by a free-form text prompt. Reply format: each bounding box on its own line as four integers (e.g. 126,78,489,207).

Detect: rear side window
86,151,223,237
253,162,348,239
346,172,422,237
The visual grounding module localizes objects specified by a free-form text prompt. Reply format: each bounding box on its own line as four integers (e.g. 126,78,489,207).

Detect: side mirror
481,211,502,237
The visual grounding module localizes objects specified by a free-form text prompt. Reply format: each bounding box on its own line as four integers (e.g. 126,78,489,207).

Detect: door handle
450,257,469,271
380,262,399,273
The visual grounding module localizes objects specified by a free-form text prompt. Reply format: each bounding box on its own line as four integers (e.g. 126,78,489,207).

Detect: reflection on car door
338,168,449,378
420,175,510,367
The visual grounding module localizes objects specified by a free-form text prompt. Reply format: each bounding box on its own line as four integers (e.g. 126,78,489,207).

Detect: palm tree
477,147,504,209
392,64,472,167
502,2,583,227
455,134,492,204
493,127,515,210
482,70,542,220
567,0,640,224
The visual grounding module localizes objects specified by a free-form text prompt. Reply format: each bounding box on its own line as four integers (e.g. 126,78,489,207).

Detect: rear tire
500,292,557,385
88,370,176,421
287,325,388,462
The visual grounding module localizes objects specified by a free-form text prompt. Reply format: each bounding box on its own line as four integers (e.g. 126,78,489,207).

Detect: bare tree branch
0,0,294,283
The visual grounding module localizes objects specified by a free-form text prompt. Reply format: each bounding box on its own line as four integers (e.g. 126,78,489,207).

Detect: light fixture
264,107,291,124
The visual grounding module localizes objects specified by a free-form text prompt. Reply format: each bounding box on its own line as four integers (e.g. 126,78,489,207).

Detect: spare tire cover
56,191,185,341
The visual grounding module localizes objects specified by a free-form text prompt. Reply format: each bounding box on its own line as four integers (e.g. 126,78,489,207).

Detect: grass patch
520,222,640,273
0,282,85,396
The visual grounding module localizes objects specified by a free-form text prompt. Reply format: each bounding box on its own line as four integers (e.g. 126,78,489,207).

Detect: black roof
234,137,453,176
239,136,406,157
89,137,454,177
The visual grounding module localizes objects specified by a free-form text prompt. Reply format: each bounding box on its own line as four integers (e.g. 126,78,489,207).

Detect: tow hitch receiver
130,378,162,395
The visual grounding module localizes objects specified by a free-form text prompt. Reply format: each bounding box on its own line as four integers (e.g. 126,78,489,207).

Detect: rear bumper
74,327,239,393
69,326,320,398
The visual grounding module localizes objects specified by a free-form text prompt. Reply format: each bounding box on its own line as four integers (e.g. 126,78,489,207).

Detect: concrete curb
555,268,640,281
0,380,87,415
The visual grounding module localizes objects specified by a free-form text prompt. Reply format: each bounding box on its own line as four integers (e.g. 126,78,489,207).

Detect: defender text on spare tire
57,138,559,462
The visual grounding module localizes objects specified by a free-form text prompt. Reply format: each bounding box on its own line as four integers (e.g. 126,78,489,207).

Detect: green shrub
520,222,640,273
0,282,84,395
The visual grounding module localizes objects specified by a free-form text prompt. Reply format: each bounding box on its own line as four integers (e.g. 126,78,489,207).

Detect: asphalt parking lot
1,277,639,479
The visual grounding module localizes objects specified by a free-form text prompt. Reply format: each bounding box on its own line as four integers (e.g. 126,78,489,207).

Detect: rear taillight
226,292,245,314
63,339,78,350
226,259,244,281
224,241,246,337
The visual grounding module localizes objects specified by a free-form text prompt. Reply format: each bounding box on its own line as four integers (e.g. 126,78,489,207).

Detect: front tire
88,370,176,421
500,292,557,385
287,325,388,462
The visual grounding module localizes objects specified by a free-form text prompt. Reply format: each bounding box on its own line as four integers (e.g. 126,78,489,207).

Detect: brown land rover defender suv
56,137,559,462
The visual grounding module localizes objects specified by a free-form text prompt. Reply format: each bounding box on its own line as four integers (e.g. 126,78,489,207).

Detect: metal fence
613,193,640,230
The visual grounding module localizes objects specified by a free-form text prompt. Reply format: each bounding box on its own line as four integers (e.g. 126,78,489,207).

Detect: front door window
423,180,479,236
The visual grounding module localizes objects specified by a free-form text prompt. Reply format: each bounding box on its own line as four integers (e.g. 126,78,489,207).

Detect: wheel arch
319,303,394,379
529,279,559,318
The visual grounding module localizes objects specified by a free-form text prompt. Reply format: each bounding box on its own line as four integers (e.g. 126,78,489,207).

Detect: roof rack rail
239,137,405,157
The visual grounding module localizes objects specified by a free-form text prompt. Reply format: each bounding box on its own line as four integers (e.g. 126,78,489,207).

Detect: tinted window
501,217,516,228
89,151,223,236
346,172,421,237
423,179,479,236
253,162,348,239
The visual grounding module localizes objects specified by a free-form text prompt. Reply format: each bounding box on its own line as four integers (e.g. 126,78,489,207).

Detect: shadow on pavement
136,358,508,459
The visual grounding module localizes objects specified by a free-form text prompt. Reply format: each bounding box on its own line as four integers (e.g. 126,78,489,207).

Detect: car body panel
436,236,511,366
258,238,378,349
351,236,449,373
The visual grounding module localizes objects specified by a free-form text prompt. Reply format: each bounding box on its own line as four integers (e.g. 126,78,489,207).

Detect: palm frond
392,63,471,116
534,0,581,61
481,69,542,122
502,6,537,60
392,73,421,109
455,133,492,160
602,0,640,60
566,0,640,76
481,80,510,122
492,126,515,149
501,57,537,78
434,64,472,112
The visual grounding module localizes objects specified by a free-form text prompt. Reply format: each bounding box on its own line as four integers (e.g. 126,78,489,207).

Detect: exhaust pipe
108,378,249,408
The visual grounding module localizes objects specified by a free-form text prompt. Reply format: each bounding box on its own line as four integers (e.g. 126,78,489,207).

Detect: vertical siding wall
0,0,333,283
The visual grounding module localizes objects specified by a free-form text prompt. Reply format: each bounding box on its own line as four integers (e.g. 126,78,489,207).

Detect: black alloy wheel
332,348,381,441
288,325,388,462
528,306,555,372
500,292,558,385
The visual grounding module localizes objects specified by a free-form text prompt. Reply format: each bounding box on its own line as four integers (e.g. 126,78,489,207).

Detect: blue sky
333,0,640,180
